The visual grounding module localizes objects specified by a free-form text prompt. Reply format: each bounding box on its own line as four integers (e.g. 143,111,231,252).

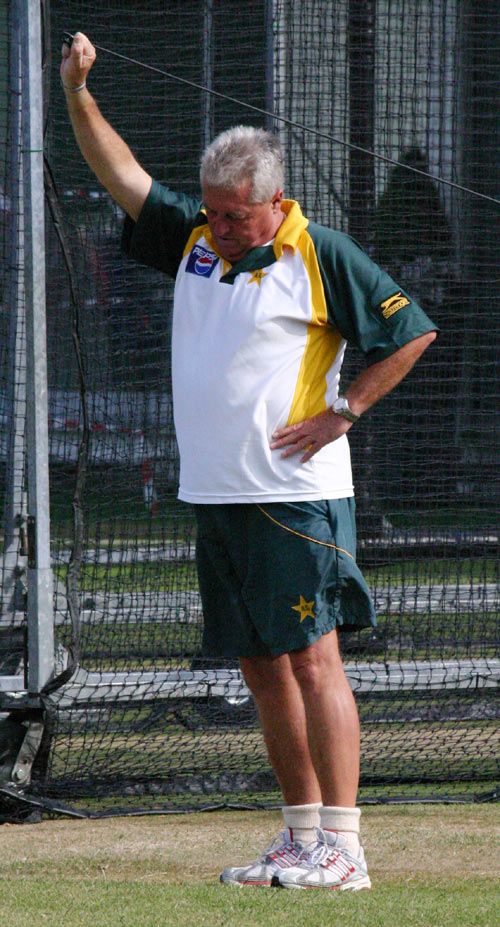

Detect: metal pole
347,0,379,539
21,0,54,694
264,0,275,132
1,0,27,625
202,0,214,149
347,0,376,245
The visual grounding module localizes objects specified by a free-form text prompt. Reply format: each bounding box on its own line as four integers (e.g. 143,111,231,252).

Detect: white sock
282,802,322,847
320,805,361,856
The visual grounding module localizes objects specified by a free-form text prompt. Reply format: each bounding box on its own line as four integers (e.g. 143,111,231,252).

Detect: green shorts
195,499,376,659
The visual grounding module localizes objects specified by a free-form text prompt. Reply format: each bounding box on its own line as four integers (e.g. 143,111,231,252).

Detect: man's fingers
72,31,87,47
271,425,312,453
271,411,348,460
270,422,304,448
73,33,85,56
63,31,95,64
279,433,318,459
281,437,322,463
77,32,96,53
300,447,317,464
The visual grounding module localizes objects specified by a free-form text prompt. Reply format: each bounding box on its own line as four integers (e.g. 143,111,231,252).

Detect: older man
61,33,437,891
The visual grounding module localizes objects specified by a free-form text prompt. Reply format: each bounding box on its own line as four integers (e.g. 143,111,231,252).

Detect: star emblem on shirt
248,269,268,286
291,595,316,623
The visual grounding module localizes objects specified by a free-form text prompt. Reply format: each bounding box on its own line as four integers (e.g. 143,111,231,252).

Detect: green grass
2,466,496,547
45,717,498,797
54,560,198,593
363,557,497,584
388,507,497,530
51,555,498,593
1,879,496,927
0,806,497,927
53,602,496,669
56,617,203,666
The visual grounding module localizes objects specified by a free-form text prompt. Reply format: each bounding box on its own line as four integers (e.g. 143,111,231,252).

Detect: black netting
0,0,498,817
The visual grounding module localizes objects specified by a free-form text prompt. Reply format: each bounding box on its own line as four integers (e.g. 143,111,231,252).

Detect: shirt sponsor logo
186,245,219,278
380,292,411,319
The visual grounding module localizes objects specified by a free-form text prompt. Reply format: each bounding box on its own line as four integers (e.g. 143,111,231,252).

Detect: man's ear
272,190,284,210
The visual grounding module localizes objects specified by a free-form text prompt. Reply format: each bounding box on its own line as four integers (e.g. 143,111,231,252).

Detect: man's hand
60,32,152,221
271,410,352,463
61,32,96,90
270,331,437,465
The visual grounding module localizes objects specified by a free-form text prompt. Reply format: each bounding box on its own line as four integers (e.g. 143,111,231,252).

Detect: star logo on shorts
291,595,316,623
248,269,267,286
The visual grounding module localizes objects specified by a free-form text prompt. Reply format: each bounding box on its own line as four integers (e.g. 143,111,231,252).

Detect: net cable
61,31,499,208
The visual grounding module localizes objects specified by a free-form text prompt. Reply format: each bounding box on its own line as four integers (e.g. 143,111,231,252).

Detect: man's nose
210,215,230,237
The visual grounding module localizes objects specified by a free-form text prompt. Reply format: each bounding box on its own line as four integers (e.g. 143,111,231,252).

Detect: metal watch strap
331,397,360,423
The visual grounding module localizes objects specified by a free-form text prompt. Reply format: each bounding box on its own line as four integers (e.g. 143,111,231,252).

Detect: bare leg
240,652,321,805
241,629,360,808
289,628,360,807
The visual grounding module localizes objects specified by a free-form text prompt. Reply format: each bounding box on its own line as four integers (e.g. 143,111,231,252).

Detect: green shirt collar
202,199,309,283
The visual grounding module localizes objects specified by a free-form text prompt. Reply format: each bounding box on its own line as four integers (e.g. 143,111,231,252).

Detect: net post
347,0,376,243
1,0,27,624
264,0,275,132
20,0,55,694
202,0,214,149
347,0,380,537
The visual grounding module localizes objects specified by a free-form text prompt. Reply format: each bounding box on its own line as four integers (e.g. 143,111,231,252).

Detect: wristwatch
331,396,360,424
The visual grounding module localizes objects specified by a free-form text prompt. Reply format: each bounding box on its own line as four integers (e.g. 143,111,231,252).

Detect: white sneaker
274,829,372,891
220,828,309,887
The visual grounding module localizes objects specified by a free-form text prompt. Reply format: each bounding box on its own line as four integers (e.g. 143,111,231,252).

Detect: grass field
52,555,497,592
0,805,498,927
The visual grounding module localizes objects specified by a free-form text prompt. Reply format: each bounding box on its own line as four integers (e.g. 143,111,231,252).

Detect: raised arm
60,32,152,220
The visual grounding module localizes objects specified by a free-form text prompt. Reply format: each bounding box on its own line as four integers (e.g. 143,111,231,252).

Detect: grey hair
200,125,284,203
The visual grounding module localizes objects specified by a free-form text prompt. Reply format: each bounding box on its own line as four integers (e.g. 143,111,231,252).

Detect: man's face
202,183,283,263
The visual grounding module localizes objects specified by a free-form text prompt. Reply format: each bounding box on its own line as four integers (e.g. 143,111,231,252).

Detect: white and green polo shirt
123,181,437,503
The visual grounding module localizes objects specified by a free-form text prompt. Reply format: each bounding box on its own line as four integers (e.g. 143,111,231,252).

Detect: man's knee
240,653,293,699
289,631,344,694
290,651,325,694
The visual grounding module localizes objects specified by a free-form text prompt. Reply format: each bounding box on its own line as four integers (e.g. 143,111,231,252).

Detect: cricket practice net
0,0,498,818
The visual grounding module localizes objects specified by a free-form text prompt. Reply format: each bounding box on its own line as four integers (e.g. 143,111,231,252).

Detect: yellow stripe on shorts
256,504,354,559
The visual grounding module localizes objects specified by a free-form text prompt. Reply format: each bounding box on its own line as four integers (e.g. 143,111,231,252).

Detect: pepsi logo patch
186,244,219,278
